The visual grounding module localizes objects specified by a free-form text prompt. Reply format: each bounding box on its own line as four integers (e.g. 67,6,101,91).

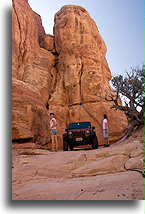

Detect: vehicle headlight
85,130,90,135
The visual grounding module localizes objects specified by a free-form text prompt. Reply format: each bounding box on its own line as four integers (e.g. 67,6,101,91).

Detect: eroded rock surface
49,5,128,146
12,1,128,148
12,79,51,147
12,132,144,200
12,0,55,146
12,171,143,200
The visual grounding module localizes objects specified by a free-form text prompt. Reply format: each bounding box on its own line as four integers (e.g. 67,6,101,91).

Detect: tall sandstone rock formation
49,5,128,146
12,0,55,147
12,1,128,148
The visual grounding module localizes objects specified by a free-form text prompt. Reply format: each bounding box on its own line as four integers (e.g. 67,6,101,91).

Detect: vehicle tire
69,145,74,151
63,139,68,151
92,135,98,149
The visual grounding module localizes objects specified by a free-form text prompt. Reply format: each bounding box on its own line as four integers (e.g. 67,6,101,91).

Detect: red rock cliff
12,0,55,148
12,1,128,148
49,5,128,146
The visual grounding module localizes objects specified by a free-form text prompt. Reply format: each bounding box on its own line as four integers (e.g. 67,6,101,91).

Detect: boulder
125,158,144,172
44,34,55,51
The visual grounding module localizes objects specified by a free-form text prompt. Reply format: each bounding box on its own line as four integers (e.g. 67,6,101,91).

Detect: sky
28,0,143,76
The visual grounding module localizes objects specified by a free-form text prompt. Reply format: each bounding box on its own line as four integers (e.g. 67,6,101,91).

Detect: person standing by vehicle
49,113,58,151
103,114,110,147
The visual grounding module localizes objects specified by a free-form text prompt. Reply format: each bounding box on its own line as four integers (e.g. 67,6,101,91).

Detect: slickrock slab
12,171,143,200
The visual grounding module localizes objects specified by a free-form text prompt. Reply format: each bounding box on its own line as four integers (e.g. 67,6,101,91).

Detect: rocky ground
12,127,144,200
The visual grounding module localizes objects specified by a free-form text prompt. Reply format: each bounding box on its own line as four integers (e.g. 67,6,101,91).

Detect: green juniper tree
111,65,144,124
96,64,144,138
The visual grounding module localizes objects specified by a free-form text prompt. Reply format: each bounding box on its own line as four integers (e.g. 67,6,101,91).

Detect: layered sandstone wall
12,1,128,148
12,0,55,148
49,5,128,146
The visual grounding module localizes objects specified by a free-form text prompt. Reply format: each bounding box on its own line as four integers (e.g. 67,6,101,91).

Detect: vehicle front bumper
65,136,94,146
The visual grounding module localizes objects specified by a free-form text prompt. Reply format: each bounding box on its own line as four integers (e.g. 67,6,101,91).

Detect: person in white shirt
103,114,110,147
49,113,58,151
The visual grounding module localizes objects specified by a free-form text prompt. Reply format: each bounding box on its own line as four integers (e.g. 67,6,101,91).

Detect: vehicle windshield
68,122,91,130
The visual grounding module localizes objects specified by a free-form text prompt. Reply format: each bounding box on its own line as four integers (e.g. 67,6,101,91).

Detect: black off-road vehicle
62,122,98,151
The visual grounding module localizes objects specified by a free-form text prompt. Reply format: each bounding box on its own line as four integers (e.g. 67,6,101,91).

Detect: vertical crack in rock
12,0,22,77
